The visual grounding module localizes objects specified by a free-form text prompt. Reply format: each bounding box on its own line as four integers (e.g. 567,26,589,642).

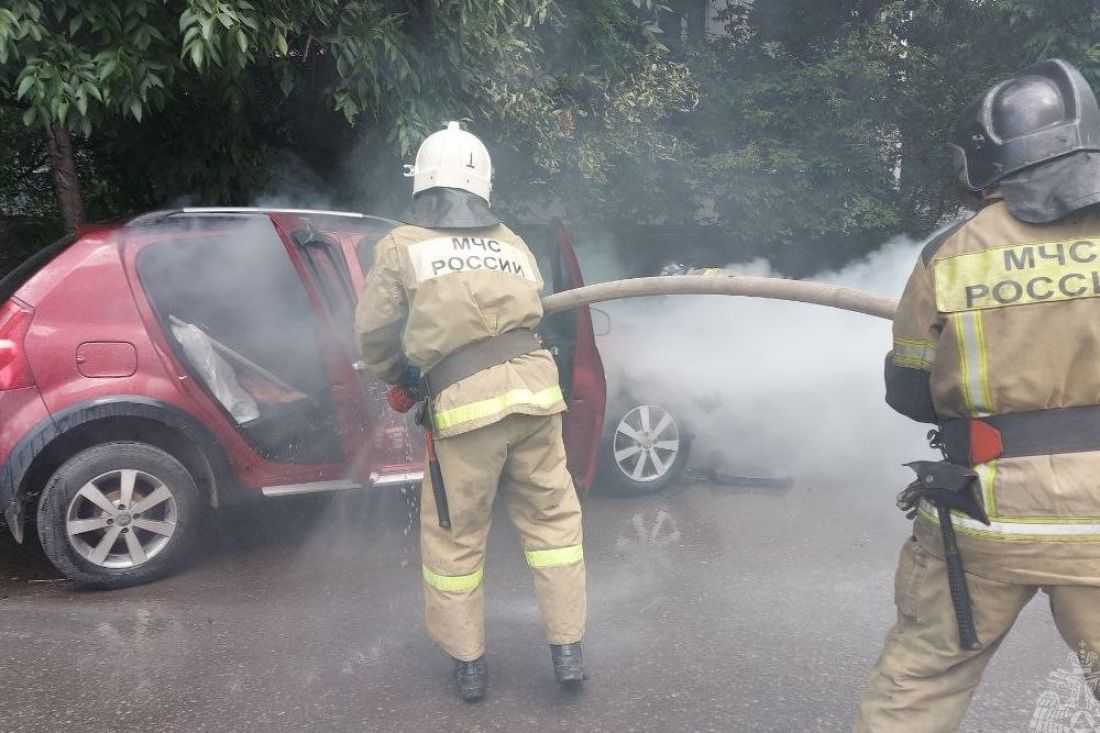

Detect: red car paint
0,209,606,542
553,224,607,487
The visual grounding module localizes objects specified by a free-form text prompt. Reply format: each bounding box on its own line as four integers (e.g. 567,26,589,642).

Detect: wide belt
422,329,543,396
940,404,1100,465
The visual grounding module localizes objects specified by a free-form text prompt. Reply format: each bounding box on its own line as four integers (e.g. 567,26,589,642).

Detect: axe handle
937,505,982,651
420,384,451,531
425,429,451,530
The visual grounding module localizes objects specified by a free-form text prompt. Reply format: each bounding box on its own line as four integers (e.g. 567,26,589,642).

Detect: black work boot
551,643,585,685
453,656,488,701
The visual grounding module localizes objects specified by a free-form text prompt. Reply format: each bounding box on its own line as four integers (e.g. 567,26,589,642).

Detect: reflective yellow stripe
953,311,994,417
987,513,1100,523
953,313,975,414
952,310,998,514
433,386,564,431
891,356,930,369
918,504,1100,542
525,544,583,568
975,460,998,517
891,338,937,370
973,313,995,412
422,565,483,593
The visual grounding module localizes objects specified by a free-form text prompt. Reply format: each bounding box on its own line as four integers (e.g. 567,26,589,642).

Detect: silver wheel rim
612,405,681,483
65,469,179,569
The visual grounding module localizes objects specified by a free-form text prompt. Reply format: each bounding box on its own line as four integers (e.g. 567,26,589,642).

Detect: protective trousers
855,536,1100,732
419,412,586,661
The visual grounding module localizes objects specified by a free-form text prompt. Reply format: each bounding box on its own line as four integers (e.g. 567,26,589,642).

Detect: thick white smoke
582,236,938,498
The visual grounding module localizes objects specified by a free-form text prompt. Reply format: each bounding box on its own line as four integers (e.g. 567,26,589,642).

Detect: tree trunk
45,123,85,233
685,0,707,44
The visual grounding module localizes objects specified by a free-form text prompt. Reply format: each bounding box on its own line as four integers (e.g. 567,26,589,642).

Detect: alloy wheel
612,405,681,483
65,469,178,569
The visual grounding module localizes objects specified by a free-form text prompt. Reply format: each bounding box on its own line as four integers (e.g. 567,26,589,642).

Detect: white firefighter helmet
404,121,493,203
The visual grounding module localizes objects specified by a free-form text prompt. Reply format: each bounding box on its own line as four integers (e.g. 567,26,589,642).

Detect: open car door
544,220,607,492
268,213,421,490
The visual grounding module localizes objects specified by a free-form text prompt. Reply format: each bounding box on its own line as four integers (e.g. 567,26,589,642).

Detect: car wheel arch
3,397,228,542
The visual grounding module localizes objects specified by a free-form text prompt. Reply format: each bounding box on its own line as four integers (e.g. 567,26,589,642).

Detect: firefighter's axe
897,460,990,651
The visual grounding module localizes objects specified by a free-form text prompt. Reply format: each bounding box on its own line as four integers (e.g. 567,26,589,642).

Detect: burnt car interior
136,219,343,464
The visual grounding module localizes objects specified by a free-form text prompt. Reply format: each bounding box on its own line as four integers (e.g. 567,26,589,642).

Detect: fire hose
540,275,977,650
391,274,897,529
391,274,978,650
539,273,899,319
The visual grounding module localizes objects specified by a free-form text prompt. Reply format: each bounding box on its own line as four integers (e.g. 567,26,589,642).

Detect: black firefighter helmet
952,58,1100,223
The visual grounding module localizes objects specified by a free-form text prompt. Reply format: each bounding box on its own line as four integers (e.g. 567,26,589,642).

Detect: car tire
36,442,200,589
599,404,691,496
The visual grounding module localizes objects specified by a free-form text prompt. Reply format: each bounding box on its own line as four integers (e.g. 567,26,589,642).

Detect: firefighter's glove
387,385,418,414
399,364,422,390
896,461,990,524
387,364,424,413
896,483,924,520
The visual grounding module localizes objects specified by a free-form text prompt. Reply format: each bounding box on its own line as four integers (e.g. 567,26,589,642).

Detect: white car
592,305,692,496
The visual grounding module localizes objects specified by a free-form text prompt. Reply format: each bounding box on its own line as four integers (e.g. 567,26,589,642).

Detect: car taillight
0,298,35,390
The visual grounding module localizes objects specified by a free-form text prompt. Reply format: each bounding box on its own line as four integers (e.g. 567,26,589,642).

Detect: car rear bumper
0,387,54,542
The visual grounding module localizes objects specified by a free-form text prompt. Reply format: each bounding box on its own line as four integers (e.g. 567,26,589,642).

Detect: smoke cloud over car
577,234,940,502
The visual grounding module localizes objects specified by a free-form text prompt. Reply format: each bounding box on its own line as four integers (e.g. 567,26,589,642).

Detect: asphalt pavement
0,477,1073,732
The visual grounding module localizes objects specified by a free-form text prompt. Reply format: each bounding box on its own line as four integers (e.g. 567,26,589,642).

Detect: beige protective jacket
888,197,1100,584
355,223,565,439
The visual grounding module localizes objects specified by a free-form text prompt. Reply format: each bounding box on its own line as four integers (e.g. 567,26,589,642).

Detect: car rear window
0,234,77,303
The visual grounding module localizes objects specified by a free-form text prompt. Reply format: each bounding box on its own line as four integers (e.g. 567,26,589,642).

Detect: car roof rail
181,207,368,218
125,209,183,226
126,208,399,228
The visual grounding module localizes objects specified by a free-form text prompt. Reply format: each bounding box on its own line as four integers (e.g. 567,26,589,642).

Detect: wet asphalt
0,477,1068,732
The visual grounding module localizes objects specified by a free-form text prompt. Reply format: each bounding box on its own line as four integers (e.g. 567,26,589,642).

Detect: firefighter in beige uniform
857,60,1100,731
355,122,585,701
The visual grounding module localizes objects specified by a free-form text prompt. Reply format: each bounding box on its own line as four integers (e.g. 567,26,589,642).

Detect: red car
0,208,606,587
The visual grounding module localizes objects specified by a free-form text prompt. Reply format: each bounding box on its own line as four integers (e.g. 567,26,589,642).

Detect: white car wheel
602,404,689,495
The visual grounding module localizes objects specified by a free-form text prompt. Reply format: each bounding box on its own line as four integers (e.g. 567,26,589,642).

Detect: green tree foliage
882,0,1100,243
681,2,905,274
3,0,1100,272
1,0,690,228
676,0,1100,274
